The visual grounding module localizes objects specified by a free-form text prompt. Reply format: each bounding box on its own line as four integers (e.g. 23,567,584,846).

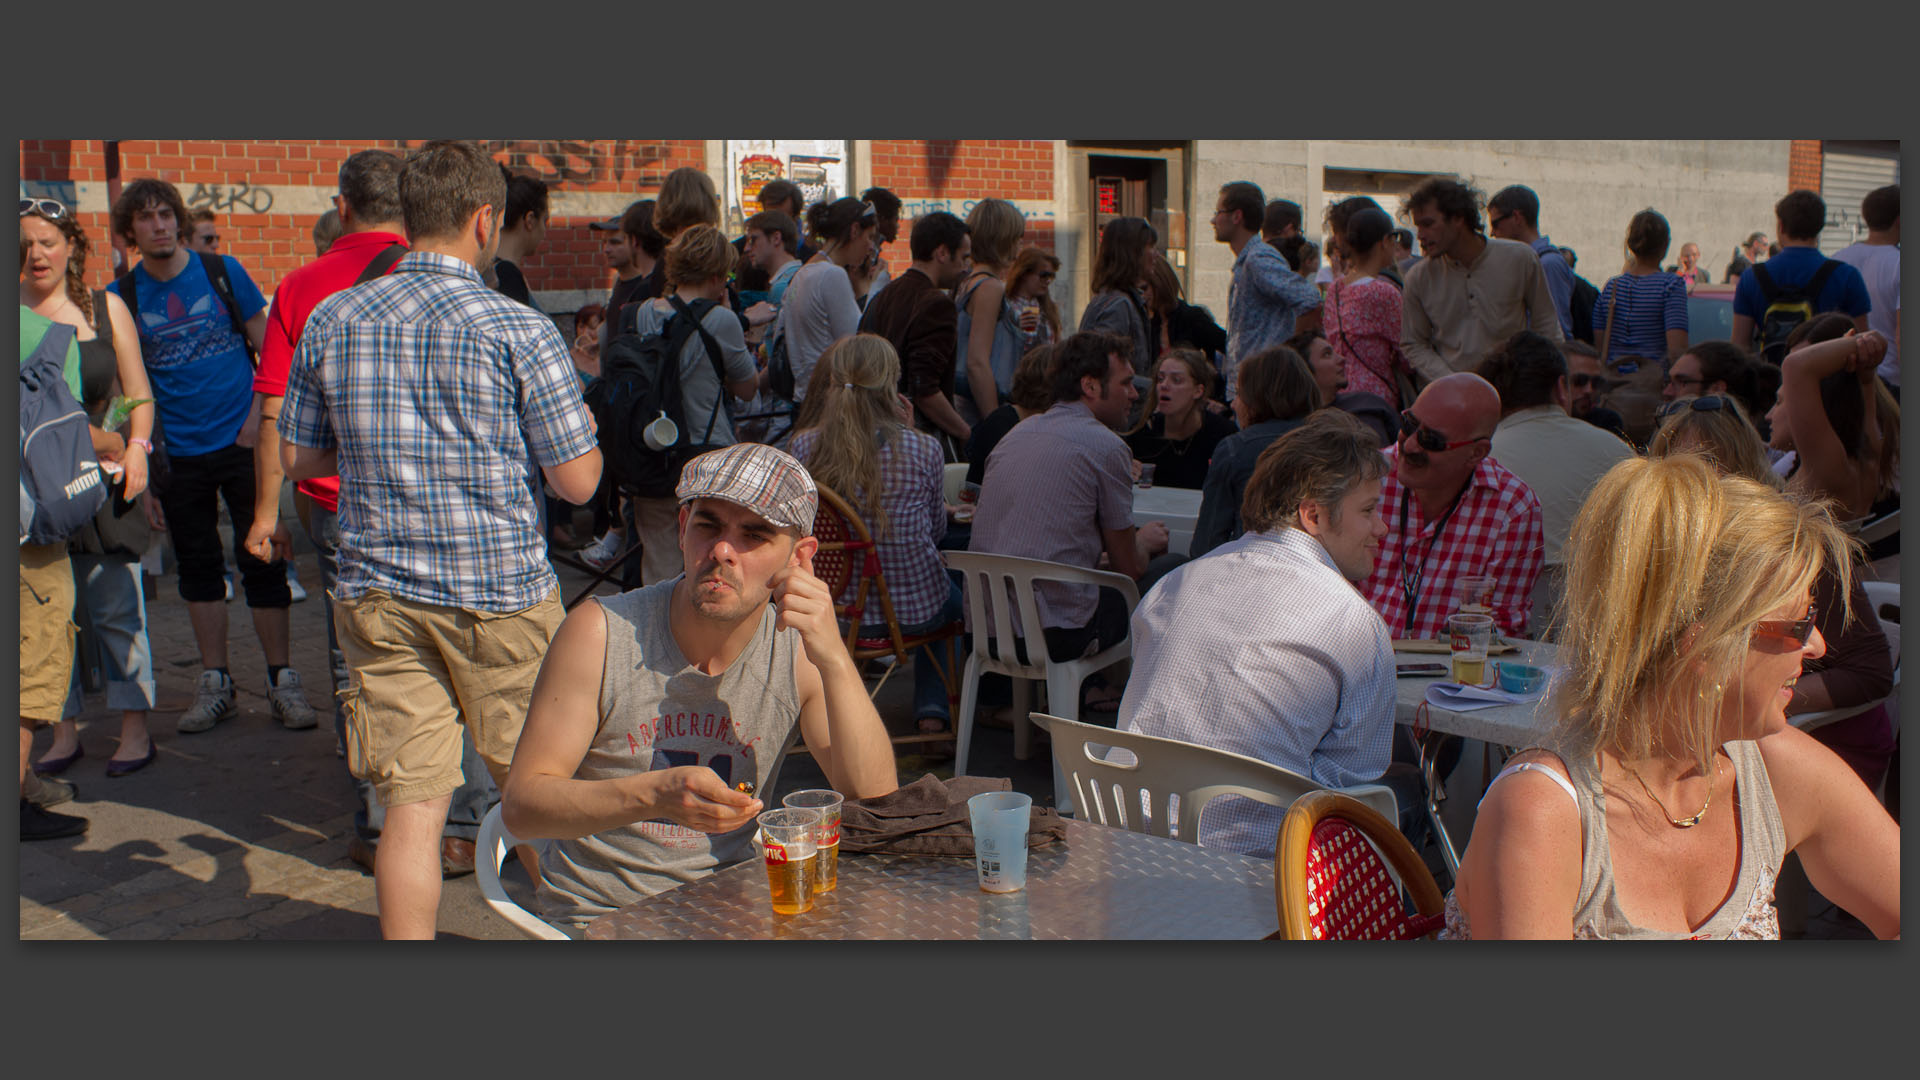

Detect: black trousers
157,444,289,607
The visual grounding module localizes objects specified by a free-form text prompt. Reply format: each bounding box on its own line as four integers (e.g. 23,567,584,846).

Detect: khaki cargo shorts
333,588,563,808
19,543,78,726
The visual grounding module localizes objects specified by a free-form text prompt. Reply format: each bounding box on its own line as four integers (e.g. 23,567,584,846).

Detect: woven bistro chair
1276,791,1447,941
794,481,963,756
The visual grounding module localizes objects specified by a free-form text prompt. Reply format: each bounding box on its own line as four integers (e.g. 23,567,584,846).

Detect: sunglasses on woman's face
20,197,70,221
1398,409,1480,453
1754,603,1817,649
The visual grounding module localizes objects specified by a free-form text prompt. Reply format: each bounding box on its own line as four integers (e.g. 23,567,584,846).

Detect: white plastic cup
1137,463,1156,489
967,791,1033,893
642,411,679,452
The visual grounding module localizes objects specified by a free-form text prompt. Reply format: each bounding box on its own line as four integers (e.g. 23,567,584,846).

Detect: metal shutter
1819,144,1900,255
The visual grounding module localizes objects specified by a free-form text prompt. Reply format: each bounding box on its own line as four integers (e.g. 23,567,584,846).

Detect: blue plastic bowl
1496,662,1546,695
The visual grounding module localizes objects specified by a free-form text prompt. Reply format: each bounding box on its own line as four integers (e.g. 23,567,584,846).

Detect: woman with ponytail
774,197,880,407
789,334,961,736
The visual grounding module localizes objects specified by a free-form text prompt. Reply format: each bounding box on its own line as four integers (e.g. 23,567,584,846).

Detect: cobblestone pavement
17,508,1892,940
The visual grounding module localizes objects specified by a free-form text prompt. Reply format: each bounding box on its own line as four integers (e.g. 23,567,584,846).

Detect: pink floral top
1323,276,1409,408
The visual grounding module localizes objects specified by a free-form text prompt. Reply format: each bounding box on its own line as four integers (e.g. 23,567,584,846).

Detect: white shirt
1116,527,1396,856
1831,241,1900,386
1489,405,1635,566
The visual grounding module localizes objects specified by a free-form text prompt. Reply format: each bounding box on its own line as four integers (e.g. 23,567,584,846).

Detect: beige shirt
1489,405,1634,566
1401,236,1564,381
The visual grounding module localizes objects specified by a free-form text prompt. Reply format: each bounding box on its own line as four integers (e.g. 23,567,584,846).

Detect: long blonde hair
797,334,904,535
1553,454,1854,772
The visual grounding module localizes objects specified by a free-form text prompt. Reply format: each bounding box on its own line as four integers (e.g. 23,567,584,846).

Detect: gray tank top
536,579,803,926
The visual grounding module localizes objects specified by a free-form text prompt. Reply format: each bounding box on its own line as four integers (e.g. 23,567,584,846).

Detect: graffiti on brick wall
20,180,79,207
397,140,673,186
898,198,1055,222
188,182,274,214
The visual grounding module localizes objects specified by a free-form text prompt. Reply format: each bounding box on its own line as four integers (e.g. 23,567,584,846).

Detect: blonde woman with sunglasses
1446,454,1898,939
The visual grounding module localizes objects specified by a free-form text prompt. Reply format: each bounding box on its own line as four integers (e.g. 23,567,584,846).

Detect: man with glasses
858,211,974,444
1477,332,1633,636
1356,372,1544,644
184,208,221,255
1487,185,1575,338
1399,178,1563,383
1215,182,1323,401
1561,341,1631,443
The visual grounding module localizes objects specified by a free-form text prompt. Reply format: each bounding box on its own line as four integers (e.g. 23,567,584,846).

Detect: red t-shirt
255,230,408,511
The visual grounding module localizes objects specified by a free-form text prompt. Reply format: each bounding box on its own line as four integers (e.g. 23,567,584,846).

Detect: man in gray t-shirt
502,443,900,929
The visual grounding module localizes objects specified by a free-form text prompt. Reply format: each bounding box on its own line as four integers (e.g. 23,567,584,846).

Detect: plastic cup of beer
1137,463,1156,489
1455,575,1495,616
782,790,843,894
756,808,821,915
967,792,1033,893
1447,613,1495,685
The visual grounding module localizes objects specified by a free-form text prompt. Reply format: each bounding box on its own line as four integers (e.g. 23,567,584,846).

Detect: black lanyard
1397,482,1467,635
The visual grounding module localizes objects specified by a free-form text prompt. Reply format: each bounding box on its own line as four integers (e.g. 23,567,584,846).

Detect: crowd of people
18,140,1901,940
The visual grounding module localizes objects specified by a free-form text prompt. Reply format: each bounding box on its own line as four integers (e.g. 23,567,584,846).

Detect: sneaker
224,568,235,602
178,669,236,733
21,797,88,841
287,566,308,603
23,772,77,809
578,531,624,570
268,669,319,730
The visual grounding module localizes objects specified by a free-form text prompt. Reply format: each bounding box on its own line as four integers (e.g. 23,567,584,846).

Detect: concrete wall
1184,139,1791,318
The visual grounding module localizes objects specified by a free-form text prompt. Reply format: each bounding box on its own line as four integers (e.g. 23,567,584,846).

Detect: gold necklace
1623,757,1720,828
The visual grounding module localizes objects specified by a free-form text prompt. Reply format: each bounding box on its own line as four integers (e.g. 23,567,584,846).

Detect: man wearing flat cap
502,443,900,931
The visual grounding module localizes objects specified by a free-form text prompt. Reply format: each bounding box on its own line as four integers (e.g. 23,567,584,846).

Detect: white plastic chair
943,550,1141,816
1852,508,1900,547
1790,580,1901,733
476,805,570,941
1029,712,1400,850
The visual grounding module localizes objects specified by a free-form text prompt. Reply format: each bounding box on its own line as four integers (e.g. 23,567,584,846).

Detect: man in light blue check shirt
282,141,602,938
1118,409,1400,857
1215,181,1324,401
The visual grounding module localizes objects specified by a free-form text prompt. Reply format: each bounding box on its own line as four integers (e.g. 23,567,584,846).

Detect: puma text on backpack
20,322,107,545
1751,260,1840,365
584,295,729,498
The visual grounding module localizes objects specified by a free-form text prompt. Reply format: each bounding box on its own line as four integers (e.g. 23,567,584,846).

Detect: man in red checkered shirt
1358,373,1544,642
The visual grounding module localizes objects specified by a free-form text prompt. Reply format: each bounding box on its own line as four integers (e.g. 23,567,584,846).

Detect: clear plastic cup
1137,463,1156,489
756,808,821,915
1447,612,1495,685
782,790,843,894
967,792,1033,893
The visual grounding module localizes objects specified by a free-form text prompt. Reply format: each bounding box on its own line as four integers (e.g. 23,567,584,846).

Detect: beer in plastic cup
782,790,843,894
967,791,1033,893
1455,575,1495,616
756,808,821,915
1447,613,1495,685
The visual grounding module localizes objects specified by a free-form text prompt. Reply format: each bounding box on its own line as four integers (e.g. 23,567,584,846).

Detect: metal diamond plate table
583,818,1278,940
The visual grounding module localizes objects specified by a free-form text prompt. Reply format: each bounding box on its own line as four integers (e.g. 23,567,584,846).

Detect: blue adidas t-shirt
1732,246,1872,324
109,253,266,457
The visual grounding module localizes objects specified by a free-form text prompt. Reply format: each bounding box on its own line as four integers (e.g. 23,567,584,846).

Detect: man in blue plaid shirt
282,141,602,938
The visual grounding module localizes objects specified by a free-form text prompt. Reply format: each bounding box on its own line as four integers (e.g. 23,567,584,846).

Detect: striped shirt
790,425,950,627
1594,271,1687,365
282,251,599,612
1358,446,1545,642
1118,527,1397,856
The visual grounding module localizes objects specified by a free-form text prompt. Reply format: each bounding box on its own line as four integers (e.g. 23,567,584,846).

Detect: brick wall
1788,139,1822,193
20,139,707,299
867,140,1057,279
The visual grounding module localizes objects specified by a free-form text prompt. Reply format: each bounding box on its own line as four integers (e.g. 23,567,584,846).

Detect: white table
1392,638,1561,749
1132,485,1202,557
1391,637,1560,876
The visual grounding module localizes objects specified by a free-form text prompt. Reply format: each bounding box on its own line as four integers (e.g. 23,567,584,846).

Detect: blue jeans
62,553,157,716
298,491,495,842
885,577,965,723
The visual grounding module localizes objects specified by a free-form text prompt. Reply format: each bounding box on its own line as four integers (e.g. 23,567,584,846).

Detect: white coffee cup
642,411,679,452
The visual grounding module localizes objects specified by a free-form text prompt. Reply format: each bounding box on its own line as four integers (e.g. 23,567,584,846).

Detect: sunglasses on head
858,200,877,226
20,197,70,221
1754,602,1817,649
1656,395,1735,423
1398,409,1480,453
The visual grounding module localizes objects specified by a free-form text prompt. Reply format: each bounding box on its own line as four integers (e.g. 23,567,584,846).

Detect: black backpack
19,321,107,546
1752,260,1841,365
116,251,258,369
585,295,728,498
1568,274,1601,344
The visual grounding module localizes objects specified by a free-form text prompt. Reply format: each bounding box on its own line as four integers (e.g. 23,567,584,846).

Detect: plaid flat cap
675,443,817,535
